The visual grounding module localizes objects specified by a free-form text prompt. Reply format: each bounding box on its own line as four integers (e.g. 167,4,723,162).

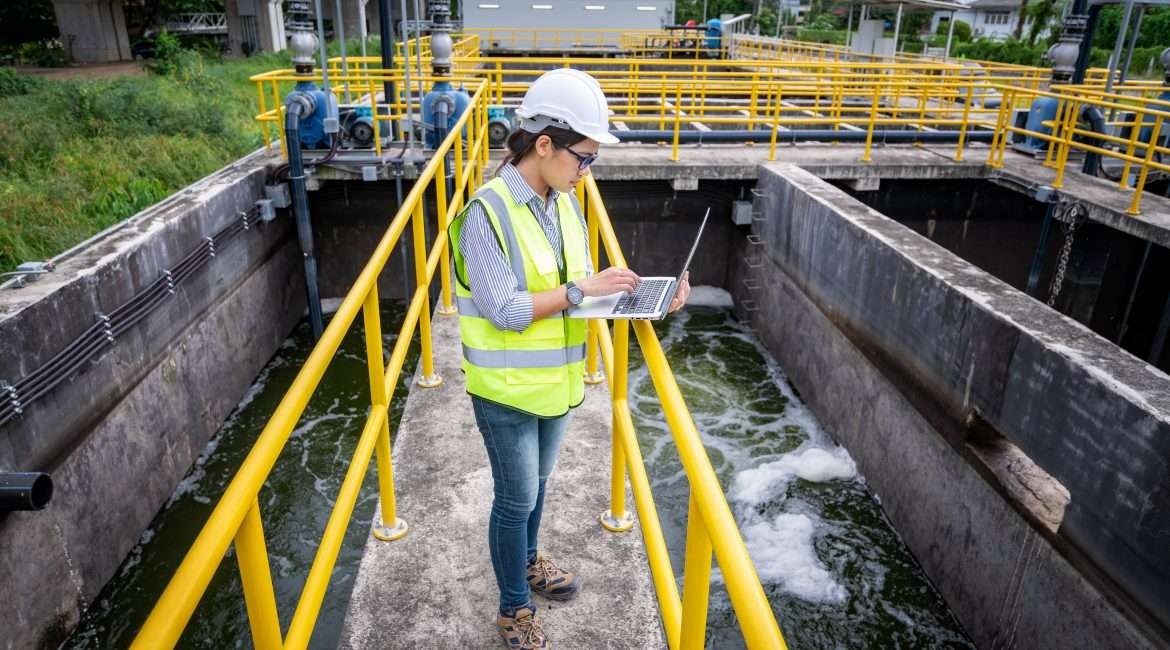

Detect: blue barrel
705,19,722,53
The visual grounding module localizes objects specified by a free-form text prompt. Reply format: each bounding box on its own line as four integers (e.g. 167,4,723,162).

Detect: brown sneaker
497,605,550,649
526,554,582,601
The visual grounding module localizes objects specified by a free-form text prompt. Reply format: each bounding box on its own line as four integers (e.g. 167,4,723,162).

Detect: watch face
568,285,584,305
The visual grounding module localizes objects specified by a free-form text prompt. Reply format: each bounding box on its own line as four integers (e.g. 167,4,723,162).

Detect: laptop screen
672,208,710,297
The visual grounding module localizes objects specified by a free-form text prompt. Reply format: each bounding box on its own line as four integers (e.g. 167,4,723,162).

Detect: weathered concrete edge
748,161,1170,646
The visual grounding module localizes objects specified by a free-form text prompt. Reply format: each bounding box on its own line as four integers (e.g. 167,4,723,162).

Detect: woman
449,68,691,649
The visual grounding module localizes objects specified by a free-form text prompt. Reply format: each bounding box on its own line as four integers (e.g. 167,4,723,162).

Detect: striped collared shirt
457,163,593,332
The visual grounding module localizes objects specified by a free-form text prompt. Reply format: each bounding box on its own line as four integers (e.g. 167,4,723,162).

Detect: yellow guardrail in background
987,82,1170,214
131,79,490,649
577,173,788,650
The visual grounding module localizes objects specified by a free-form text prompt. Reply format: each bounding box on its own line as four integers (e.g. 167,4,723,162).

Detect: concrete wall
0,152,304,649
739,162,1169,648
51,0,132,63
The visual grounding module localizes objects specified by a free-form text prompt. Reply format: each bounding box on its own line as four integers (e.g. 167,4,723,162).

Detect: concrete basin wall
0,152,304,649
741,163,1169,648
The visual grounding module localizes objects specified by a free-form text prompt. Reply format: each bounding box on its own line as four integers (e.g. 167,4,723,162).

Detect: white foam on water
740,512,849,604
727,446,857,603
685,285,734,308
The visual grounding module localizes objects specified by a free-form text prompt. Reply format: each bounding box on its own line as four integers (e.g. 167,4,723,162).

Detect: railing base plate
599,509,635,533
372,517,409,542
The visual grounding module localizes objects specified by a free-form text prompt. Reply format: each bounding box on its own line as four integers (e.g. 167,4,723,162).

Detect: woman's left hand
668,271,691,313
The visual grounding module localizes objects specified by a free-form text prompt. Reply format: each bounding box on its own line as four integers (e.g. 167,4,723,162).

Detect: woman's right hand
580,267,640,296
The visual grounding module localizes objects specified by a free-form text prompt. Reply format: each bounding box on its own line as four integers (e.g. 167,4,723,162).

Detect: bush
17,40,67,67
937,19,972,43
953,37,1046,65
796,29,847,44
0,67,45,95
0,49,273,270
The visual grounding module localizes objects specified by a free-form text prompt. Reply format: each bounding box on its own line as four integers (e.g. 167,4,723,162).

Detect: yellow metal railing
985,82,1170,214
576,173,788,649
132,79,491,648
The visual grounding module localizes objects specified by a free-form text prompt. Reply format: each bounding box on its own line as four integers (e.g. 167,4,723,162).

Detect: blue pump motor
1023,95,1060,151
422,80,472,148
289,80,332,149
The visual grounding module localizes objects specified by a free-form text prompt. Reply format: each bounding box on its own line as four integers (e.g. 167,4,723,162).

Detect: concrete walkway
339,312,666,649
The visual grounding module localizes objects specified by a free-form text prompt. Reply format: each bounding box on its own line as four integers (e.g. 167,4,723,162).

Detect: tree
0,0,57,48
1023,0,1063,45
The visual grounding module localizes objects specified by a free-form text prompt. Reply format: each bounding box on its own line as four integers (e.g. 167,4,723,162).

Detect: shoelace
530,555,560,582
514,611,547,648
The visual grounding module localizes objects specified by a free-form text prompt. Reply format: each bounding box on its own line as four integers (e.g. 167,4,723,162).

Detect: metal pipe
413,0,425,129
612,129,997,144
399,0,415,147
1120,5,1145,85
285,98,326,339
335,0,351,102
945,10,956,59
1026,202,1057,296
313,0,332,96
1072,3,1100,84
1105,0,1136,94
846,4,854,50
1117,240,1152,344
893,3,904,55
378,0,397,139
0,473,52,511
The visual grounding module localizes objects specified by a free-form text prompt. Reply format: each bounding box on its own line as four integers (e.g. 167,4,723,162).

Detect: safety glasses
556,143,599,170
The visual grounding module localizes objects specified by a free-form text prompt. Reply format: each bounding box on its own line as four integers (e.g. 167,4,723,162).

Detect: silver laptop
569,208,709,320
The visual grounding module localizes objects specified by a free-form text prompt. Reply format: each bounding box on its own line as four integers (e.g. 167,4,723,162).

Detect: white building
931,0,1028,41
463,0,676,48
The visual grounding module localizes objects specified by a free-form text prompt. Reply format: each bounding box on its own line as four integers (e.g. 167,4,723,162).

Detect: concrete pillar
51,0,131,63
256,0,287,53
321,0,369,44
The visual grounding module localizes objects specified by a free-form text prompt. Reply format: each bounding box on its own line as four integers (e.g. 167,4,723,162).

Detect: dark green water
64,298,970,649
629,301,973,649
64,301,417,649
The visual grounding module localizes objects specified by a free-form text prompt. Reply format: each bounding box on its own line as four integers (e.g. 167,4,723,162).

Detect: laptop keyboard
613,279,670,315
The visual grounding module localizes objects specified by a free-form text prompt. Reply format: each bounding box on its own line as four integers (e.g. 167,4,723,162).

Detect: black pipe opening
1,472,53,511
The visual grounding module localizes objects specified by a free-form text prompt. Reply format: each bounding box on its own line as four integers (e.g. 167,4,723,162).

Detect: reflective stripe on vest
462,343,587,368
473,185,528,292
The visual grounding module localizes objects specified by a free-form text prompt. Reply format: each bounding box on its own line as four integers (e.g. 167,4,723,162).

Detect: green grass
0,51,288,271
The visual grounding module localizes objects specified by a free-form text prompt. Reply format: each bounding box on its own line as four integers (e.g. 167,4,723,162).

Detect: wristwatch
565,280,584,306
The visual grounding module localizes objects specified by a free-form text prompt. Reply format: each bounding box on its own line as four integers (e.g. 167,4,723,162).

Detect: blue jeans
471,396,570,615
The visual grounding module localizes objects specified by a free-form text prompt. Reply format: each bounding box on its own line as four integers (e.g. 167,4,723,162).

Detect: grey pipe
335,0,351,102
378,0,397,139
313,0,332,97
1120,6,1146,85
400,0,415,147
611,129,997,144
285,97,326,339
1,473,52,511
1105,0,1136,94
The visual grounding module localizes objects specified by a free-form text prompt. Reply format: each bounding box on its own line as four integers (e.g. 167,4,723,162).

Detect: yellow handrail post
679,493,712,650
436,146,456,316
412,199,443,388
1052,95,1079,188
769,89,782,162
1127,113,1163,215
955,84,973,162
235,499,283,650
579,181,604,384
672,86,682,162
255,81,271,149
365,286,408,541
1119,109,1142,187
601,319,635,533
863,83,880,163
986,88,1010,168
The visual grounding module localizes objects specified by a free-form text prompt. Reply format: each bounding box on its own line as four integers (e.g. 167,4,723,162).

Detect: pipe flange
416,373,443,388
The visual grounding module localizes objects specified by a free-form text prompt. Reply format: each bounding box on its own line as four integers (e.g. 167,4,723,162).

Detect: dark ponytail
495,125,588,176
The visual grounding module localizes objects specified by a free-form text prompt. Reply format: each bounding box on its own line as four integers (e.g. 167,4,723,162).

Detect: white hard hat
515,68,619,144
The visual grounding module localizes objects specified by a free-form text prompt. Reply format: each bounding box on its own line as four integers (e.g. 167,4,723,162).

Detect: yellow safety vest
449,176,589,417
